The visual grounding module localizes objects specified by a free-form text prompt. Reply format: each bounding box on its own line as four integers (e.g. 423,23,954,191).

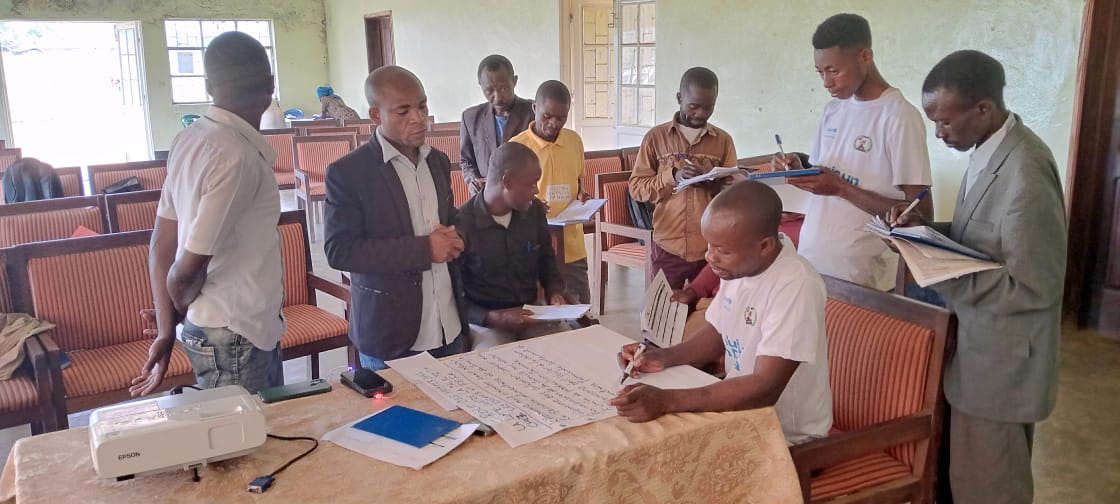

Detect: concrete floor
1,194,1116,502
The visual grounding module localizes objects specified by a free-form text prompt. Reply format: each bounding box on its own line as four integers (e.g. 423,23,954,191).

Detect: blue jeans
359,335,466,371
180,321,283,394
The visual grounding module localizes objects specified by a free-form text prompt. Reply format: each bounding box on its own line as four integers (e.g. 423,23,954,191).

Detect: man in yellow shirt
510,81,590,303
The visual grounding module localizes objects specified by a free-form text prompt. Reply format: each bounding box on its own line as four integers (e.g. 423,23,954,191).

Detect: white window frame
164,19,276,105
615,0,655,128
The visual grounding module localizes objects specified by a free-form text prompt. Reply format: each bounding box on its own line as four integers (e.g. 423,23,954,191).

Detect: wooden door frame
1064,0,1120,330
364,11,395,73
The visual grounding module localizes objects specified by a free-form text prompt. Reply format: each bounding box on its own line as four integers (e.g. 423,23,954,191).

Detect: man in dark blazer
324,66,468,370
890,50,1066,504
460,54,534,195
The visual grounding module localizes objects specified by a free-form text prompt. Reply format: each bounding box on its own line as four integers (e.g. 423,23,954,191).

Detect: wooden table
0,370,802,503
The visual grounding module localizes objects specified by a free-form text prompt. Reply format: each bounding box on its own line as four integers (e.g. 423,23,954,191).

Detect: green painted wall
656,0,1084,218
0,0,328,151
324,0,561,123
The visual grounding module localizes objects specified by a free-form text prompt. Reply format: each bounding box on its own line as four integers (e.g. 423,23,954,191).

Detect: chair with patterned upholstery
0,196,107,248
0,147,20,173
88,160,167,194
0,248,61,434
293,135,356,241
791,276,954,504
104,190,160,233
305,126,361,140
290,118,340,133
581,149,625,233
449,169,471,208
277,210,352,377
593,171,651,314
426,130,461,164
429,121,460,132
6,231,196,428
262,128,299,190
53,166,85,197
621,146,639,171
342,119,373,136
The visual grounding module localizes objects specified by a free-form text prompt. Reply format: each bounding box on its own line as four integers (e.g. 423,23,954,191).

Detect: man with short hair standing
132,31,284,395
461,55,535,195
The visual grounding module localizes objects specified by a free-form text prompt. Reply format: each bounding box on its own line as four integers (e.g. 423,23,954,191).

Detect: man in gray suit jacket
891,50,1066,504
325,66,468,370
460,55,534,195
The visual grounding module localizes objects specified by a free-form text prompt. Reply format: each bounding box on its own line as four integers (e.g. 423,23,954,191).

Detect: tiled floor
1,195,1116,502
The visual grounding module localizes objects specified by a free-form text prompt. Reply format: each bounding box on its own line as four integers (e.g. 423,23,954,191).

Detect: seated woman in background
316,86,361,121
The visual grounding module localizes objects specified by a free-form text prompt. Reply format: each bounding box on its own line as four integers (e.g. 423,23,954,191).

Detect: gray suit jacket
323,139,468,359
459,97,534,189
933,117,1067,423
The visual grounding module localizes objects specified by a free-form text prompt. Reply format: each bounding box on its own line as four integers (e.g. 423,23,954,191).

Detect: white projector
89,385,267,480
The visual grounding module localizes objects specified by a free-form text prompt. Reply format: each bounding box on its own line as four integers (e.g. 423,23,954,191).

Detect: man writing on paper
324,66,467,370
461,55,534,196
611,181,832,445
628,67,737,288
510,81,591,304
771,13,932,291
888,51,1065,504
458,142,578,349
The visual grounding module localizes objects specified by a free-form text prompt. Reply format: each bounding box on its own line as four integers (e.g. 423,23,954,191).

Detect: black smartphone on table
340,367,393,397
258,378,332,403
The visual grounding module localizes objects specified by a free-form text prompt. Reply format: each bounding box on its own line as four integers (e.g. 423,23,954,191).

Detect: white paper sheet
673,166,746,193
390,326,719,447
323,409,477,470
523,304,591,321
386,353,460,411
547,199,607,226
641,270,688,348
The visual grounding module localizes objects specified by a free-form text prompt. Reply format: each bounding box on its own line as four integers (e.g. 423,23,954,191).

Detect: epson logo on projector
118,452,140,461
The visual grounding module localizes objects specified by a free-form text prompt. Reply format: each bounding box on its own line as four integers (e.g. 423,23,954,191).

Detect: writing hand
885,202,928,228
770,152,804,171
615,342,669,378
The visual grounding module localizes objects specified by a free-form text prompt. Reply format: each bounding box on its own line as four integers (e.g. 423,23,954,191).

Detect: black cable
264,434,319,477
170,384,203,395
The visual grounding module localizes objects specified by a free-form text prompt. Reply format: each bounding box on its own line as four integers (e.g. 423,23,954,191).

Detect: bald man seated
324,66,467,370
610,180,832,445
457,142,577,349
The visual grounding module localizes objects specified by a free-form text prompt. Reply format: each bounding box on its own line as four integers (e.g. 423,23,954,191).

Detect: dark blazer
932,117,1067,423
324,138,467,359
459,96,534,190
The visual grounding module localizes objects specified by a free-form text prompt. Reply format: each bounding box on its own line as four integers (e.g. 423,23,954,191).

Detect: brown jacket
627,115,736,261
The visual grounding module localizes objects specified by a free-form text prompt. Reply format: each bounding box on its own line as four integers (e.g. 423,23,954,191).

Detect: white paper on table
322,410,478,470
547,199,607,226
523,304,591,321
388,325,720,448
640,270,688,348
673,166,746,193
387,353,460,411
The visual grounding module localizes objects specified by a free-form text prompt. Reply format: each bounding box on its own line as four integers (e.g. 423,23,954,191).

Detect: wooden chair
791,276,954,504
427,130,461,164
276,210,353,377
0,196,107,247
581,149,626,233
290,118,339,132
262,128,299,189
305,126,361,138
6,231,196,428
104,190,160,233
0,147,20,172
293,135,356,241
621,146,640,171
593,171,652,314
342,119,373,136
53,166,85,197
738,153,773,171
88,160,166,194
430,121,461,132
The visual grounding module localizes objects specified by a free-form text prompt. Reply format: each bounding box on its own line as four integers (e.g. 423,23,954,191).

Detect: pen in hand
621,341,649,385
892,188,930,227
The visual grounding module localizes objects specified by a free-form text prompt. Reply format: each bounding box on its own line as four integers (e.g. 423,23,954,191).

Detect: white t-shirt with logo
800,88,932,290
705,235,832,444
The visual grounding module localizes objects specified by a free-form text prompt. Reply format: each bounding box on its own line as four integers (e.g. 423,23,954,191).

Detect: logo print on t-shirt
854,135,873,153
723,335,743,372
744,307,757,326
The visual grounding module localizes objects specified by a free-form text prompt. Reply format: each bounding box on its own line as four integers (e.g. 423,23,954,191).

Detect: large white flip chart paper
388,326,718,447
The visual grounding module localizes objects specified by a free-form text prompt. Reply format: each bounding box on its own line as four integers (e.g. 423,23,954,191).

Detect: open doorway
0,21,152,167
364,12,395,73
562,0,618,150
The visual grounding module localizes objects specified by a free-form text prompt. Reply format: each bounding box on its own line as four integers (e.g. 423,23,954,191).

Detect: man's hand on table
610,384,676,422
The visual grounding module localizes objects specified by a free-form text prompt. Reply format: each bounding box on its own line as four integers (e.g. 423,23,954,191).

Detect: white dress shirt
376,128,461,350
965,113,1017,195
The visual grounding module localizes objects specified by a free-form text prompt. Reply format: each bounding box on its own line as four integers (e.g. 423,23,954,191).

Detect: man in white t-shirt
772,13,932,291
130,32,284,396
611,181,832,445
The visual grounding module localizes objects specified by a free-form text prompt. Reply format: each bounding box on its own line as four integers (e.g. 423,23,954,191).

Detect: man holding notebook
889,50,1065,504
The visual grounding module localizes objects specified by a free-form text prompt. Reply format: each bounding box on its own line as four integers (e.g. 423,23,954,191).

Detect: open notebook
866,217,1002,287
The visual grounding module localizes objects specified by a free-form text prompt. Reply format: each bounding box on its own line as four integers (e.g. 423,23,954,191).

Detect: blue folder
748,168,821,180
352,405,461,448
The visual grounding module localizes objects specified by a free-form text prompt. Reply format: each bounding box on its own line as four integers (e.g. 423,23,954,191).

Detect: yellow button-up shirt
510,124,587,263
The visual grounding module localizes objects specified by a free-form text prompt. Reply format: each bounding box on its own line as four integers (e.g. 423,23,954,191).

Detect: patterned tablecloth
0,370,802,503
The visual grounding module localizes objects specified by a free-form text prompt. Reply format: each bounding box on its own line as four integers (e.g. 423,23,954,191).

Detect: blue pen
894,188,930,225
